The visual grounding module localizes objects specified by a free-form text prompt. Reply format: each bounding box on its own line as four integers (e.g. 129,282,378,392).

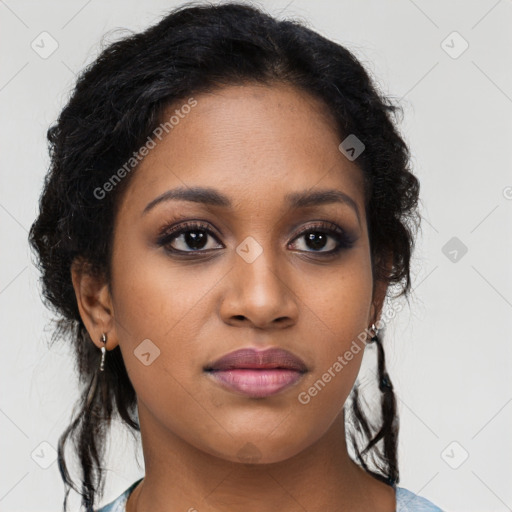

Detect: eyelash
156,220,356,257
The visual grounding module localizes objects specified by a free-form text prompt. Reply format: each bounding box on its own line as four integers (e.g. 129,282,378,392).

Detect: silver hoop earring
99,333,107,372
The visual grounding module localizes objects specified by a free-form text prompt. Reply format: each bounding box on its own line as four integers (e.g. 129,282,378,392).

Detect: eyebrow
142,185,360,223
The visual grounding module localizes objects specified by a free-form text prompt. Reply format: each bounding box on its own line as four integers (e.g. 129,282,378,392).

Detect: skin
72,83,395,512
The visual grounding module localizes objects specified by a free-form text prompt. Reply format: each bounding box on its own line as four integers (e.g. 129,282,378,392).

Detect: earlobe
70,259,119,351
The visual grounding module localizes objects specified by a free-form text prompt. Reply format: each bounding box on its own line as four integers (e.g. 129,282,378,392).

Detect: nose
219,246,299,330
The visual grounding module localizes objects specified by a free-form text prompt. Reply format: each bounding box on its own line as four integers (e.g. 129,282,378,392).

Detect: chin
197,434,308,466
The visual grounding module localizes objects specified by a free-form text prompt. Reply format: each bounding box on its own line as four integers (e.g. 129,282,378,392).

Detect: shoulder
395,486,444,511
94,478,143,512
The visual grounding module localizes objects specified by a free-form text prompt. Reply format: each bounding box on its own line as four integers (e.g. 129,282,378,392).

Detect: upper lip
204,347,308,372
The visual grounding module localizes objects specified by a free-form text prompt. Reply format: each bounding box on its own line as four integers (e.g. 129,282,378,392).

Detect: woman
29,2,443,511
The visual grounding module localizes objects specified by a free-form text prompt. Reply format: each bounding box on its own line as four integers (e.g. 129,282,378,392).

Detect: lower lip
205,369,305,398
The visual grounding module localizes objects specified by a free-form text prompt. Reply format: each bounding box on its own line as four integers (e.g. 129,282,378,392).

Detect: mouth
204,347,308,398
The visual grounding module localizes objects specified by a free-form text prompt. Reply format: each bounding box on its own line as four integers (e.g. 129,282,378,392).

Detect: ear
71,258,119,351
369,253,393,326
370,277,388,327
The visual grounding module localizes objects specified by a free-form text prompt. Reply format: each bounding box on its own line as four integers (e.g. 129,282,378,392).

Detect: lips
204,347,308,398
204,347,308,372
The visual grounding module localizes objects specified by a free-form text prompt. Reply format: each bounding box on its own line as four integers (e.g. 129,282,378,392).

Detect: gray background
1,0,511,511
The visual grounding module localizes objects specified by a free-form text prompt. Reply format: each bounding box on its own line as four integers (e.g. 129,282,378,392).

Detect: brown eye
294,231,336,252
157,221,223,253
289,221,356,255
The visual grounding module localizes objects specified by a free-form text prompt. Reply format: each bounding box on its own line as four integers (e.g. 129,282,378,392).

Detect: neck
127,404,394,512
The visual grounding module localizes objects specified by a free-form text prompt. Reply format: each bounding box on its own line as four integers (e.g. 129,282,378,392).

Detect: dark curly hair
28,2,420,511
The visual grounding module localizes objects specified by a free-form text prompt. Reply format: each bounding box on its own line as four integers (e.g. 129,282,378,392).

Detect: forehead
118,83,365,218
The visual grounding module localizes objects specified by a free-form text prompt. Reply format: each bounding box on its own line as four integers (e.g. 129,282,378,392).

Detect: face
99,83,382,463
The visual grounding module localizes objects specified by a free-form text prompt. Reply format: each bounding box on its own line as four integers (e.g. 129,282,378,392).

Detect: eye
157,221,223,253
289,221,356,256
156,219,356,257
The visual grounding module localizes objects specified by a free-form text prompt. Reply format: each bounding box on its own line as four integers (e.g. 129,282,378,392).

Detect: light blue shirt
95,477,444,511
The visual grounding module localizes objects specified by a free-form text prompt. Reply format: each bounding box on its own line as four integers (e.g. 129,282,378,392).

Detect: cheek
292,248,373,401
294,246,374,342
111,237,221,339
109,236,225,392
109,246,223,445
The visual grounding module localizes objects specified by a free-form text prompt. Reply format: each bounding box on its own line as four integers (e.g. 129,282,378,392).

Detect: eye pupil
306,232,327,251
185,230,207,249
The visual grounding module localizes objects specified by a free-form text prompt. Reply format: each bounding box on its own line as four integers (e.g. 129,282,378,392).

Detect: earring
99,333,107,372
368,323,379,343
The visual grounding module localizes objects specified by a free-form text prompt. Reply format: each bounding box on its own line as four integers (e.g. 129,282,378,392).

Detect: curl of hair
28,2,420,510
